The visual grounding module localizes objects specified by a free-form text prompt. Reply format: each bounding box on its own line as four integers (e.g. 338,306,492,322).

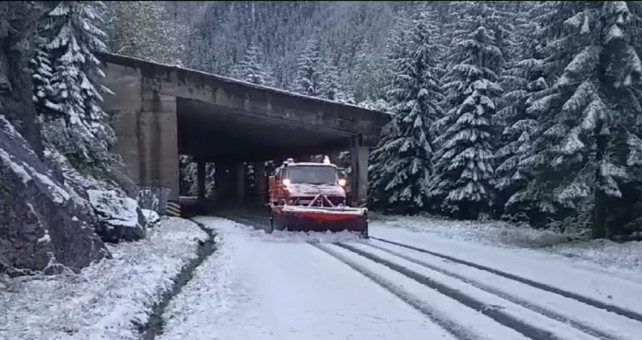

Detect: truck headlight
338,178,346,187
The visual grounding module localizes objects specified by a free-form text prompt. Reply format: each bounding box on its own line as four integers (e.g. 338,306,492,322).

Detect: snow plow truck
268,157,368,237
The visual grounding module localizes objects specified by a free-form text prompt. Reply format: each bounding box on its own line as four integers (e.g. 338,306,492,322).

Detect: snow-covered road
160,216,642,340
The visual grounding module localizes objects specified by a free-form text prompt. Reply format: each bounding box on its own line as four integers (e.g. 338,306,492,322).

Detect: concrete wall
103,62,180,200
103,62,143,183
350,146,369,206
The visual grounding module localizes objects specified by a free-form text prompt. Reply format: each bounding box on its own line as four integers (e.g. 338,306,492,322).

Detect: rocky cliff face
0,2,113,275
0,116,109,275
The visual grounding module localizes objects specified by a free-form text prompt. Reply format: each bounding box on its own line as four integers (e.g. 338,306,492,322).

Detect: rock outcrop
88,189,146,242
0,2,112,275
0,116,109,274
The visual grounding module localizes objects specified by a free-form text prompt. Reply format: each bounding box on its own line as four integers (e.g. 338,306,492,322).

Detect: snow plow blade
272,206,368,237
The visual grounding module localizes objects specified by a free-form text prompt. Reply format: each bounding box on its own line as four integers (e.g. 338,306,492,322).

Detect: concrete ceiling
177,98,354,162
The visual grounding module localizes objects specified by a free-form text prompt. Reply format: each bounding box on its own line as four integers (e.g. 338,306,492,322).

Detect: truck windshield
286,166,337,185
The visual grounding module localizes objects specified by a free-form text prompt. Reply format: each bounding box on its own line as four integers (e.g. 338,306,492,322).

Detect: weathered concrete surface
103,62,180,200
99,53,388,148
351,146,369,206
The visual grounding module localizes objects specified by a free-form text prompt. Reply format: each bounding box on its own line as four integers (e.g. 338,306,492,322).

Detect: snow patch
0,148,32,184
0,217,206,339
37,230,51,243
142,209,160,227
0,148,70,204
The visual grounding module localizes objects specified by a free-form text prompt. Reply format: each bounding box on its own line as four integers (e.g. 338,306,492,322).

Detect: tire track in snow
361,241,619,340
335,242,562,340
220,215,270,232
310,243,480,340
372,236,642,324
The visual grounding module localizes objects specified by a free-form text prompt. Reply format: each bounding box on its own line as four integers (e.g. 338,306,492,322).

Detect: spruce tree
30,36,56,116
429,5,502,219
494,3,548,220
319,57,346,101
351,41,391,103
38,1,115,169
293,38,322,96
107,1,186,65
369,13,410,209
230,38,275,86
522,2,642,236
368,13,443,213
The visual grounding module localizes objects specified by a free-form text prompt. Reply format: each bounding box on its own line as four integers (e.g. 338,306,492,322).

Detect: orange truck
268,157,368,237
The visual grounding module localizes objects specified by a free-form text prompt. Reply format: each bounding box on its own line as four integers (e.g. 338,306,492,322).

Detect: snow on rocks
0,217,207,340
0,116,107,273
88,189,145,242
142,209,161,228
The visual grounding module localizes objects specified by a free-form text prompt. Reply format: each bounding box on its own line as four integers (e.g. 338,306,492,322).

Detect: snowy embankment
369,217,642,320
0,217,207,340
372,214,642,273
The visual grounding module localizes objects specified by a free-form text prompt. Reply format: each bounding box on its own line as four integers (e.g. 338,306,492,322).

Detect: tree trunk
592,120,608,239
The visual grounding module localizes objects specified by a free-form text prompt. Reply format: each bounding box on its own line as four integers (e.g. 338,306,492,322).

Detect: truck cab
267,157,367,237
269,160,347,207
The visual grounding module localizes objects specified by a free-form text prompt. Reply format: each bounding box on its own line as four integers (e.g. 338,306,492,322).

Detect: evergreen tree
319,57,346,101
30,36,56,116
429,5,502,219
521,2,642,236
369,13,411,209
293,38,322,96
38,1,115,169
230,38,275,86
351,41,391,103
494,3,548,220
105,1,187,65
368,13,443,213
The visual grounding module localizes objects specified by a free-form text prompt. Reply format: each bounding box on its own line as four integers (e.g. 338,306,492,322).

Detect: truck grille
293,196,345,206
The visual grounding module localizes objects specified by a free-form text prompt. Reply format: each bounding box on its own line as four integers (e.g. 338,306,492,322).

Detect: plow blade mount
272,206,368,236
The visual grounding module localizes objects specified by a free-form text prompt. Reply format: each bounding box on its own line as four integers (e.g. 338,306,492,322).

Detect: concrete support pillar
214,162,229,204
254,161,267,204
106,69,180,202
235,163,245,203
350,144,369,206
140,89,180,200
196,160,206,201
